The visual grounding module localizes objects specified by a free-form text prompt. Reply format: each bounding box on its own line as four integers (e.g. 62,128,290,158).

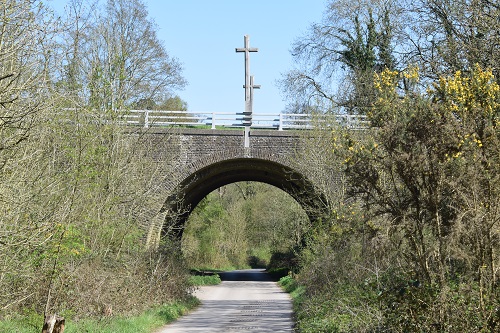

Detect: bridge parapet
123,110,369,131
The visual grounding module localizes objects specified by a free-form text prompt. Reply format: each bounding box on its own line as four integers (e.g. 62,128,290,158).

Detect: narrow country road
156,269,294,333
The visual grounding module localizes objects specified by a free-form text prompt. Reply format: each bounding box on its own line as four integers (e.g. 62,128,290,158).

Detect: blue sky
49,1,328,114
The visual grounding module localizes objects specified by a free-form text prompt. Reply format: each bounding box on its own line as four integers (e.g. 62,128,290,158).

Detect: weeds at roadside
0,297,200,333
189,274,222,286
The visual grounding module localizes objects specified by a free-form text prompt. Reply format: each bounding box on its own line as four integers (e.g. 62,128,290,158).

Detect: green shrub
268,250,298,272
189,274,221,286
278,275,297,293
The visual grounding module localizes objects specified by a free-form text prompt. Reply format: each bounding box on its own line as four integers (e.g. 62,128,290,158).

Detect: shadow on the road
218,269,275,282
164,299,292,332
158,268,294,332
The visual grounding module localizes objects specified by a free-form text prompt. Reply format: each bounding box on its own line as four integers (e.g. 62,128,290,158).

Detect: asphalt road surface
157,269,294,333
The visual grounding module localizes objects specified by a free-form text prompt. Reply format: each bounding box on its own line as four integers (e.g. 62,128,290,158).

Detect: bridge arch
158,157,327,242
141,129,332,247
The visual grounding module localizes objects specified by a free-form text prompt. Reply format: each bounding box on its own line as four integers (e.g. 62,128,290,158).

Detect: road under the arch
156,269,294,332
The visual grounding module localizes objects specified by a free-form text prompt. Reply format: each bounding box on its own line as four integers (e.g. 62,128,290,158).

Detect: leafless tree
62,0,188,110
0,0,55,159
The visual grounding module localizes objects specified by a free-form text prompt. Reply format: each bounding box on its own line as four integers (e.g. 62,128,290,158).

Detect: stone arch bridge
135,127,332,248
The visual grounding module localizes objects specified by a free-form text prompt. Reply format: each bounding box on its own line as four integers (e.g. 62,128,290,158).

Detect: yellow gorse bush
373,68,399,94
374,65,499,115
373,66,419,94
432,64,500,118
371,64,499,136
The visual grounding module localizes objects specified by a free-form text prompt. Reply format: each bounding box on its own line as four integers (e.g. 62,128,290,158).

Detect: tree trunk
41,314,65,333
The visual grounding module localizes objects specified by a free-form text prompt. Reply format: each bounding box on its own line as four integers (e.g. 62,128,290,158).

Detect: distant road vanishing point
156,269,294,333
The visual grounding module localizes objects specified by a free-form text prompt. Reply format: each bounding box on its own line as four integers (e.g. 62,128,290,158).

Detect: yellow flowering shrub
431,66,499,178
373,68,399,94
346,63,499,289
432,65,500,118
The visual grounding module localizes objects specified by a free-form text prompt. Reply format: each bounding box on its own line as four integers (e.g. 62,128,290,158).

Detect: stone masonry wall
139,128,302,192
132,127,306,246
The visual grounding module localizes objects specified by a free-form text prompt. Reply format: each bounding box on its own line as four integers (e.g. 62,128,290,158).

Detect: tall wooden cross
236,35,259,148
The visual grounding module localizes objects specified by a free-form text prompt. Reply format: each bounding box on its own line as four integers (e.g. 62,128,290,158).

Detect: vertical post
236,35,259,148
144,110,149,128
42,314,65,333
244,122,251,147
243,75,260,128
279,113,283,131
211,112,216,129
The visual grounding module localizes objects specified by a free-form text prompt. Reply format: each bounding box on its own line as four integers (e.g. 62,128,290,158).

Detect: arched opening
182,181,310,270
161,158,328,239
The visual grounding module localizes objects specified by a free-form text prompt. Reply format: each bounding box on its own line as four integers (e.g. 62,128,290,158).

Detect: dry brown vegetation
0,0,190,323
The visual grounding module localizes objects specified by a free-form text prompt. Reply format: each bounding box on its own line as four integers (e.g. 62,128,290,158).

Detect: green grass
189,274,222,286
0,297,200,333
172,124,245,130
279,275,385,333
278,275,305,300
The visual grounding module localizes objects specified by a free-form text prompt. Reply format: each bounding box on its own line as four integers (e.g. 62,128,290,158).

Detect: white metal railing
122,110,369,130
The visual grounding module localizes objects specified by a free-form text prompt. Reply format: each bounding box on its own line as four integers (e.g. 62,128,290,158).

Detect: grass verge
0,296,200,333
279,275,384,332
278,275,304,300
189,274,222,286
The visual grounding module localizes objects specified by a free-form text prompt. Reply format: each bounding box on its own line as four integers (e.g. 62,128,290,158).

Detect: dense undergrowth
0,297,200,333
0,0,194,328
276,66,500,332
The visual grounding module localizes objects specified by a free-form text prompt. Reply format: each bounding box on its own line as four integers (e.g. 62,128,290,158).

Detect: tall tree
280,0,400,115
406,0,500,80
57,0,186,111
0,0,192,319
0,0,55,158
